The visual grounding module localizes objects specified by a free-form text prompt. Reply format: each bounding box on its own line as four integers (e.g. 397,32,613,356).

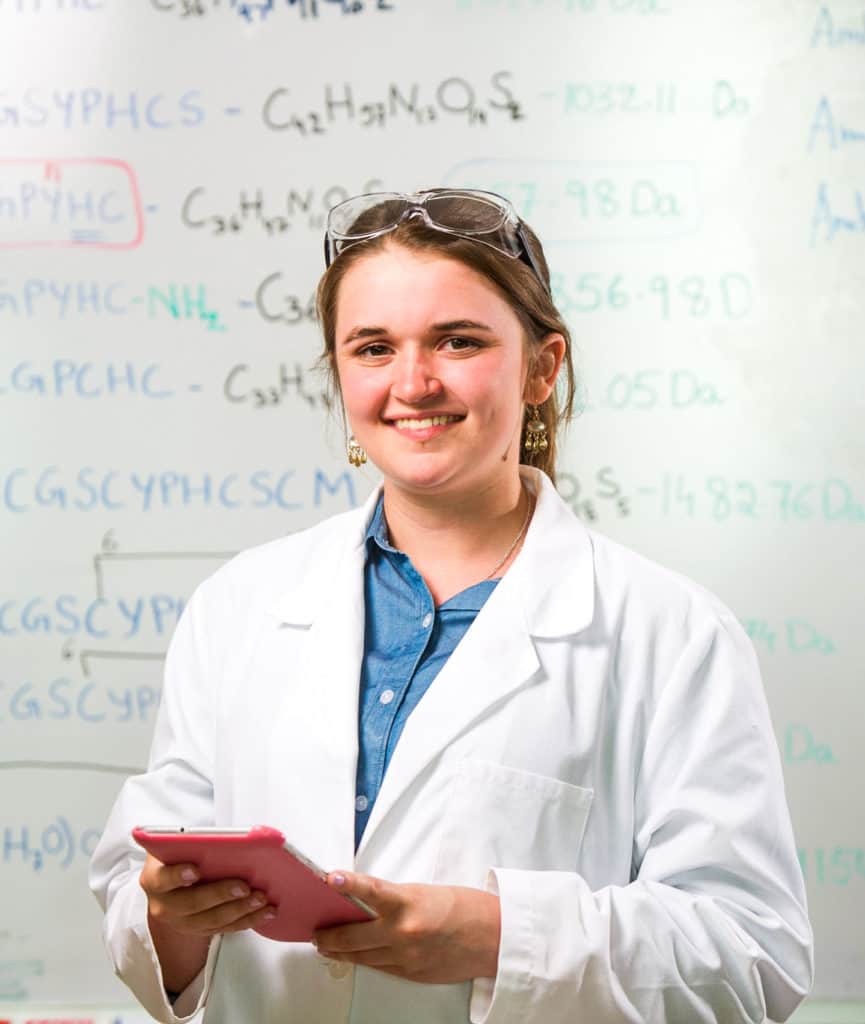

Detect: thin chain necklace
485,490,534,581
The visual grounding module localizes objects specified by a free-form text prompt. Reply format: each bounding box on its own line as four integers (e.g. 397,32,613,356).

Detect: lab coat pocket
432,758,593,888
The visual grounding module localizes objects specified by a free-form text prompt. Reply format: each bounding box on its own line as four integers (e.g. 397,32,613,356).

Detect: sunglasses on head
323,188,549,293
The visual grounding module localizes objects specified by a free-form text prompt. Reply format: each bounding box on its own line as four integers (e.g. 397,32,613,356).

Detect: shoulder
189,503,371,615
588,526,738,632
531,467,741,639
532,470,748,662
582,526,760,714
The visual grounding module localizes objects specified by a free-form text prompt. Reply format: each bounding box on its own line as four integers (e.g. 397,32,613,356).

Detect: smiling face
334,244,551,503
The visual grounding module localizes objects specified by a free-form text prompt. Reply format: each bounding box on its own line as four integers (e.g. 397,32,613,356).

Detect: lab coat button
327,960,351,979
355,794,369,812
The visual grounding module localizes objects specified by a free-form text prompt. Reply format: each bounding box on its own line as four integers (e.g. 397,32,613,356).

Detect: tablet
132,824,375,942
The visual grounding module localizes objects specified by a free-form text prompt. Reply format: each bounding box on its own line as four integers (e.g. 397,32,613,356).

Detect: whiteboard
1,0,863,1012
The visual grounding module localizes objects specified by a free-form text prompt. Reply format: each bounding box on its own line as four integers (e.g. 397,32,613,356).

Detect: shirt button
379,688,395,705
327,960,352,979
355,794,369,812
422,612,433,628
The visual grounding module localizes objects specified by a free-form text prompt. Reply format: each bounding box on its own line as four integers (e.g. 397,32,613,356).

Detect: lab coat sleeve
89,573,229,1023
470,610,814,1024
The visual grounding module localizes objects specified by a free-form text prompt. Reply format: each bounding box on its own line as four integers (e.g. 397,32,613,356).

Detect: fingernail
231,885,248,898
181,869,198,883
332,873,346,887
249,896,265,909
263,909,277,920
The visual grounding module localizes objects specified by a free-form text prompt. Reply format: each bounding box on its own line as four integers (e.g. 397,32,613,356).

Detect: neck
380,474,532,603
384,474,524,532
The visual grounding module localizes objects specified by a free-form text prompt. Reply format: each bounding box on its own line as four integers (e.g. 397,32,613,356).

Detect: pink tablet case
132,824,373,942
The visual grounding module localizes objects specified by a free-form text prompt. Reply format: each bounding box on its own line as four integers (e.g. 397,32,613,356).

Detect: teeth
394,415,461,430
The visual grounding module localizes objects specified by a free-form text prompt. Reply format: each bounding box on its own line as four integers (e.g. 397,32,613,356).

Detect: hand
140,852,277,938
312,871,501,984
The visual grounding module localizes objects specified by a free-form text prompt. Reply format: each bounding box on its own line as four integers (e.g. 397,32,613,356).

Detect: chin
376,456,462,494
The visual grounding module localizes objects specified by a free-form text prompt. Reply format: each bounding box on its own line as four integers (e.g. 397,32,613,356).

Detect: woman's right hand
140,852,278,996
140,852,277,937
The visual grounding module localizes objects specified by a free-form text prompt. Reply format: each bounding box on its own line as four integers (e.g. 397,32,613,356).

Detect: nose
390,348,442,404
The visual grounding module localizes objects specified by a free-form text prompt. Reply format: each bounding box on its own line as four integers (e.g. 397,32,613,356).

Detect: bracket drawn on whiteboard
93,532,237,600
68,646,166,680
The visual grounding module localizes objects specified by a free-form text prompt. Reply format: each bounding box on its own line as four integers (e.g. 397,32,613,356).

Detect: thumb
327,870,400,915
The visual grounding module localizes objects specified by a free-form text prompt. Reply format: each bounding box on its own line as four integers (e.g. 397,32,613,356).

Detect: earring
347,435,367,468
523,405,548,457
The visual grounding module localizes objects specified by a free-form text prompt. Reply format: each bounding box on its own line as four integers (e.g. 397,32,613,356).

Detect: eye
356,342,391,358
441,336,481,352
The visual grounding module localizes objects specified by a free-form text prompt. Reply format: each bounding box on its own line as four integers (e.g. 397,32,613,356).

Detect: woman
90,189,813,1023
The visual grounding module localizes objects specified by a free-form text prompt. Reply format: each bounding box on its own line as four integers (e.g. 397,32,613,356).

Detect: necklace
485,490,534,580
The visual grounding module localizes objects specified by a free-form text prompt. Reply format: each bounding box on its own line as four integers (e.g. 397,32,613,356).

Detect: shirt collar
364,491,397,554
363,492,497,610
440,579,497,611
269,468,595,637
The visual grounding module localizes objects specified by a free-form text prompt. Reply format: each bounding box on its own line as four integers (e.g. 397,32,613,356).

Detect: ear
525,333,566,404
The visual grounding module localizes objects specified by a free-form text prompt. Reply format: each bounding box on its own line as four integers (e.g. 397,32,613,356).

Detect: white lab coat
89,468,813,1024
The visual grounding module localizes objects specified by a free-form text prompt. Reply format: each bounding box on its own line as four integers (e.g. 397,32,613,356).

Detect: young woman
90,190,813,1023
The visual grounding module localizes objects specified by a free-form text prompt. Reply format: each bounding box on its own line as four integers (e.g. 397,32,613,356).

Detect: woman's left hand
312,871,501,984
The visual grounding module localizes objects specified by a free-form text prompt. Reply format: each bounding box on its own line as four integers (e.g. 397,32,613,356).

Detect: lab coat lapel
357,469,596,858
267,488,381,865
355,583,539,860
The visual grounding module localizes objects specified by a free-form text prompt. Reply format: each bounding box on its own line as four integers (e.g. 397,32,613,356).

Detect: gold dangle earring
523,405,548,459
347,435,367,468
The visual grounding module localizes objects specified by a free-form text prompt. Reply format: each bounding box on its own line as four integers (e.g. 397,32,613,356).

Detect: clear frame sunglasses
323,188,549,293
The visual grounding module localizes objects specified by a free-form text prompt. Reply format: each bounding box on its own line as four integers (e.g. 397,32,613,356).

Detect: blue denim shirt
355,495,498,849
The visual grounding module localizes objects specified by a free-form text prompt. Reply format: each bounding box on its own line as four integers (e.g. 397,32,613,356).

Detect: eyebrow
433,319,495,333
341,319,495,345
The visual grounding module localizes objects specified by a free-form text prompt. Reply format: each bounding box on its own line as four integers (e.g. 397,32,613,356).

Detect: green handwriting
580,369,724,412
657,475,864,523
742,619,836,655
550,272,752,320
784,724,838,765
798,847,865,886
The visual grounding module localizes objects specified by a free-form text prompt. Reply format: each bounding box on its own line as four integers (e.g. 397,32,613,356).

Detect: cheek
470,361,525,421
336,366,383,414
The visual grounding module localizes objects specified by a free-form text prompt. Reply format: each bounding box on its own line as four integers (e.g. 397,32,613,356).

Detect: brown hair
316,196,576,483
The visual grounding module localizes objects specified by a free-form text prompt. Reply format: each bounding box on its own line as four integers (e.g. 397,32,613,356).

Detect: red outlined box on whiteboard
0,158,144,249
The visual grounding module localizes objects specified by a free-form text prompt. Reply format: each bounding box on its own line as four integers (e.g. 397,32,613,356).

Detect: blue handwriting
150,0,394,20
0,362,174,398
808,97,865,152
810,182,865,246
0,594,184,638
0,0,103,9
1,818,101,872
0,679,161,724
811,4,865,47
0,280,226,330
0,88,205,130
0,467,358,512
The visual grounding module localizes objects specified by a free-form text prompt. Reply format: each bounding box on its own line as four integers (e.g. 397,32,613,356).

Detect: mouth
389,414,464,430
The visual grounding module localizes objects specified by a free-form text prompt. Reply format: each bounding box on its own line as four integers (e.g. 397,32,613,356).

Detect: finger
190,895,278,936
217,903,279,935
314,918,387,954
160,890,273,935
324,947,398,969
326,870,399,916
322,954,429,983
157,879,257,920
141,856,200,895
